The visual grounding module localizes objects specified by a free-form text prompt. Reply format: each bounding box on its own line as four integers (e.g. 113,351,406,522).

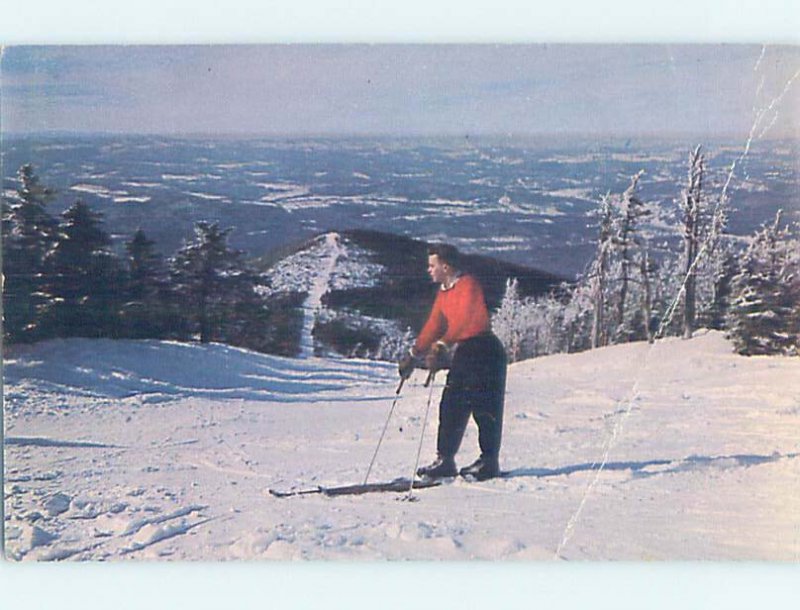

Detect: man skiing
399,244,507,481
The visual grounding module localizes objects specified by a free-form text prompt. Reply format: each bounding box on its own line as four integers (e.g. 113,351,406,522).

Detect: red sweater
414,274,491,354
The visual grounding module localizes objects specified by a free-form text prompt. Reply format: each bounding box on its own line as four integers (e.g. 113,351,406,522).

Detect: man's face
427,254,448,284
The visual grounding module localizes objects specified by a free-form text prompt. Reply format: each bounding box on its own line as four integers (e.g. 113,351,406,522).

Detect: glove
398,353,415,380
425,342,450,373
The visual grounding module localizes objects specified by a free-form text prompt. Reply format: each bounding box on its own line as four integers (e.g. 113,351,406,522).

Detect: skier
399,244,507,481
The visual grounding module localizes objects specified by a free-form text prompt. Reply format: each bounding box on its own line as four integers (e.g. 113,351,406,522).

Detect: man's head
427,243,461,284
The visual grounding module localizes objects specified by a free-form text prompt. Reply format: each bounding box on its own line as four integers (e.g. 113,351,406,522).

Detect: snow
120,181,162,188
261,231,387,358
69,184,125,198
3,330,799,561
3,337,395,408
113,196,152,204
257,183,311,202
547,187,596,201
298,233,344,357
187,192,230,202
262,231,383,295
161,173,220,183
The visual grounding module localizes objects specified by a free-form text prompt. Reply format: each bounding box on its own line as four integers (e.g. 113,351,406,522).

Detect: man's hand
425,342,450,373
398,353,415,380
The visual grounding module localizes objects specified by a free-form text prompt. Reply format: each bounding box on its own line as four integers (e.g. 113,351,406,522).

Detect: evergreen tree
1,164,59,342
696,245,737,331
171,222,264,344
728,211,800,356
43,200,125,337
127,229,164,301
120,229,178,339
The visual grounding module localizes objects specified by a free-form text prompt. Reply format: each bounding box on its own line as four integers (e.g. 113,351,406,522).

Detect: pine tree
127,229,164,301
43,200,125,337
696,244,737,331
170,222,263,344
727,211,800,356
1,164,59,342
120,229,177,339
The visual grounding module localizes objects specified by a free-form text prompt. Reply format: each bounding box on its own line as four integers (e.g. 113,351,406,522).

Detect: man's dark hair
428,243,462,270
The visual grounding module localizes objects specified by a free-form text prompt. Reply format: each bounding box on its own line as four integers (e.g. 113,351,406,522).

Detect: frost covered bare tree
638,242,658,343
589,192,614,348
376,326,416,361
671,145,738,338
492,278,570,361
573,172,657,349
679,146,707,338
613,171,651,340
493,278,527,361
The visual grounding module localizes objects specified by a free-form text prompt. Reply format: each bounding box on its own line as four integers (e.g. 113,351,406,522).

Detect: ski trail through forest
299,232,345,358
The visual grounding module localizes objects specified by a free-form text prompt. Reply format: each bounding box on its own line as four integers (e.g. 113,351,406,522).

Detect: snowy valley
4,331,799,561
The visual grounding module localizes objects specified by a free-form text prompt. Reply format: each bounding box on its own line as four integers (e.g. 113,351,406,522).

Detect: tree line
2,164,303,355
493,146,800,359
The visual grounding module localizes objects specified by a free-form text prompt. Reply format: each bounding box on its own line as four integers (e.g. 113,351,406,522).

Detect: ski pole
405,371,437,501
362,376,407,485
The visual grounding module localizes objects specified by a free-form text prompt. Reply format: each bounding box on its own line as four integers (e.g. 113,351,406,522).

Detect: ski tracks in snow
4,472,214,561
299,232,346,358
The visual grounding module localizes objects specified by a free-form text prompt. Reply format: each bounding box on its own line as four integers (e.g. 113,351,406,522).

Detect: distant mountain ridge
256,229,567,359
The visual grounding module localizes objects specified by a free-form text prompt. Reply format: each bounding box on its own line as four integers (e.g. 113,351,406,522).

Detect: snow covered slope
3,331,799,560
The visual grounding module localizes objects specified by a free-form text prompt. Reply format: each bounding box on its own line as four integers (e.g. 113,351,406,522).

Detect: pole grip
423,370,436,388
396,377,405,395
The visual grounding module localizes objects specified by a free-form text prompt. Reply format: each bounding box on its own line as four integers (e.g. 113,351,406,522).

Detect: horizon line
3,130,798,142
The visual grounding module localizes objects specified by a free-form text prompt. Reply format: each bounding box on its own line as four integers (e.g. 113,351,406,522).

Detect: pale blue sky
2,44,799,138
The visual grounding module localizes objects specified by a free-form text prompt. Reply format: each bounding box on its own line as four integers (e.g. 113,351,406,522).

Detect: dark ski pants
436,333,507,460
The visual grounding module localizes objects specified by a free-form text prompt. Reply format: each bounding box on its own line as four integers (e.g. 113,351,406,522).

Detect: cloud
2,44,798,137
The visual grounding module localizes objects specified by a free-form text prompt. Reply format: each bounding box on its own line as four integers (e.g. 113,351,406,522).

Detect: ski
268,470,518,498
269,476,444,498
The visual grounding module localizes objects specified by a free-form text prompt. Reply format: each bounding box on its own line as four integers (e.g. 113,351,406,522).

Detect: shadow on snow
503,452,799,480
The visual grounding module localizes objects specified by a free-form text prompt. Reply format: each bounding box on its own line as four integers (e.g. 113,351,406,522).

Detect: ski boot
416,455,457,479
459,455,500,481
